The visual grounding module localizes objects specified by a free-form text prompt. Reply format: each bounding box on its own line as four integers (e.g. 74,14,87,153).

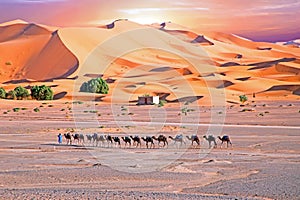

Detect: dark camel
142,136,155,149
121,136,131,147
105,135,113,147
152,135,168,147
186,135,200,146
64,133,72,145
112,136,121,147
218,135,232,148
130,135,141,148
72,133,84,145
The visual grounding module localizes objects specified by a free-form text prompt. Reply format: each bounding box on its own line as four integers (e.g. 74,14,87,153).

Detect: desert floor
0,99,299,200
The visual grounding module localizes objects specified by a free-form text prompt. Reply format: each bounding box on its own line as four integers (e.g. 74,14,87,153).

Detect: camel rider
58,133,63,144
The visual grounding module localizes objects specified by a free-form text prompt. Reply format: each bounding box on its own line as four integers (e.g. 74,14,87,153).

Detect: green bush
33,107,40,112
0,87,6,99
80,78,109,94
158,100,167,107
181,107,195,116
13,108,20,112
6,90,17,100
239,95,248,104
14,86,30,100
31,85,54,100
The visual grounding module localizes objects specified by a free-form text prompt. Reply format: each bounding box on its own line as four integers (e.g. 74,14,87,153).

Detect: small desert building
138,96,159,105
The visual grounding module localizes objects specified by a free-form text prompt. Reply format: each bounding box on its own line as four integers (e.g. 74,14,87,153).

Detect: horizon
0,0,299,42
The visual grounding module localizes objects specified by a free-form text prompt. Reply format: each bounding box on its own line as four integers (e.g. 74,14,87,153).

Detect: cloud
119,7,209,15
256,1,300,10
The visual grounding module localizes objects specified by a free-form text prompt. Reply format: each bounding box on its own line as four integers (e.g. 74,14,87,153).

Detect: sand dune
0,21,78,82
21,31,78,81
0,19,299,102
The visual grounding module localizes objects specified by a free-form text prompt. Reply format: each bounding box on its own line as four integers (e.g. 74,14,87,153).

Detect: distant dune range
0,19,299,103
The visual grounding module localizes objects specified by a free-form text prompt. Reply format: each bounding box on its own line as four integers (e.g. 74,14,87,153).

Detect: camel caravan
59,132,232,149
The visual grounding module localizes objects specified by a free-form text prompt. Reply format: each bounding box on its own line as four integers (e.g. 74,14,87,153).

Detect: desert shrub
239,95,248,104
13,108,20,112
33,107,40,112
6,90,17,100
181,107,195,116
240,108,254,112
14,86,30,100
158,100,167,107
31,85,53,100
0,87,6,99
80,78,109,94
72,101,83,104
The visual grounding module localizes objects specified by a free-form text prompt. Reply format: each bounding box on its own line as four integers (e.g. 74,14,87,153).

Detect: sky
0,0,299,42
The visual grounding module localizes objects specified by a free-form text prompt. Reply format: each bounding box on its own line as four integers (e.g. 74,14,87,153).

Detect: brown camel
130,135,141,148
203,135,217,148
186,134,200,146
64,133,72,145
142,136,155,149
121,136,131,147
218,135,232,148
152,135,168,147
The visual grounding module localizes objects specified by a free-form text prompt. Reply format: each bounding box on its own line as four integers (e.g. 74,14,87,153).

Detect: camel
112,136,121,147
203,135,217,148
186,134,200,146
130,135,141,148
121,136,131,147
152,135,168,147
218,135,232,148
142,136,155,149
72,133,84,145
72,134,79,144
92,133,106,147
79,134,84,144
105,135,113,147
64,133,72,145
86,134,93,144
169,134,186,146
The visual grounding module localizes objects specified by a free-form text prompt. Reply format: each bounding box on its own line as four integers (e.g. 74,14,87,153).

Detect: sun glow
130,16,163,25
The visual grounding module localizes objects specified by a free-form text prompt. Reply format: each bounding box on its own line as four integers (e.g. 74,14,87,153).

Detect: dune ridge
0,19,299,102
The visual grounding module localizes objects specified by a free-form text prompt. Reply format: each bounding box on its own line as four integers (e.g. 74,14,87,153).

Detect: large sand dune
0,19,299,103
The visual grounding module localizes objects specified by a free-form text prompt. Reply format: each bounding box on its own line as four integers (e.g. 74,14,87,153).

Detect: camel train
62,132,232,149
